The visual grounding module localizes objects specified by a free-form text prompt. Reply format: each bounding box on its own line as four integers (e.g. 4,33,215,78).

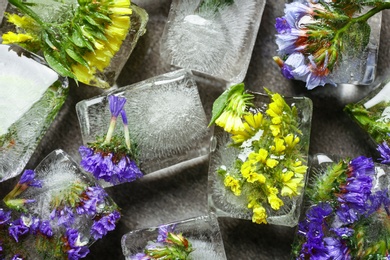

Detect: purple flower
20,215,40,235
108,95,126,118
330,227,354,239
276,28,307,55
157,224,176,243
19,169,42,188
0,209,11,225
348,156,375,177
8,218,29,242
39,220,53,238
11,254,24,260
275,17,291,34
121,109,128,125
324,237,350,260
377,141,390,164
65,229,90,260
90,211,121,240
79,146,143,185
76,186,107,216
130,253,150,260
50,206,75,227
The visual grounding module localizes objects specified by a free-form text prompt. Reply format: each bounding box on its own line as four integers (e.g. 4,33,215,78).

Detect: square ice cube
121,214,227,260
208,91,313,227
76,69,210,185
0,44,68,182
160,0,266,84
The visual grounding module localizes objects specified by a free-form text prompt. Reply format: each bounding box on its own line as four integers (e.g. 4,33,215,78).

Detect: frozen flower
11,254,24,260
324,237,350,260
76,185,108,215
8,218,29,242
273,56,294,80
18,169,42,188
39,220,53,238
0,209,11,225
50,206,75,227
157,224,176,243
275,17,291,34
80,95,143,184
90,210,121,240
65,228,90,260
377,141,390,164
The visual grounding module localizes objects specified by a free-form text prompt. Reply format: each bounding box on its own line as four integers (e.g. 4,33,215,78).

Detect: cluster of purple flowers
274,1,337,90
65,229,90,260
79,95,143,185
296,156,390,259
79,146,143,184
90,210,121,240
377,140,390,164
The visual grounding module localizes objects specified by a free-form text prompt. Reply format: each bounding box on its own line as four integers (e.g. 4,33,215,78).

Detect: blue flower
324,237,350,260
157,224,176,243
79,146,143,185
8,218,29,242
11,254,23,260
348,156,375,177
377,141,390,164
108,95,126,118
50,206,75,227
90,210,121,240
19,169,42,188
275,17,291,34
65,228,90,260
39,220,53,238
76,186,107,215
330,227,354,239
0,209,11,225
130,253,150,260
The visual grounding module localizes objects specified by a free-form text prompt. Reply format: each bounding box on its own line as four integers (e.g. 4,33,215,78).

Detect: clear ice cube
208,92,313,227
76,69,210,184
121,215,227,260
160,0,265,83
0,44,68,182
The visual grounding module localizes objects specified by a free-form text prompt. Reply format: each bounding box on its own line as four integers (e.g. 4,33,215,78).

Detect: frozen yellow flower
271,137,286,154
224,176,242,196
268,194,284,210
270,124,281,137
266,158,279,168
231,112,263,144
255,148,268,164
252,205,267,224
284,134,300,149
271,116,282,125
2,32,33,44
215,110,245,133
293,165,308,175
244,171,266,184
266,93,285,118
281,175,304,197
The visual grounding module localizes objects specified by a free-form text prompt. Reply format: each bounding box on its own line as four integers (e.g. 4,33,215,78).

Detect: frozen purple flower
276,28,307,55
0,209,11,225
157,224,176,243
79,146,143,184
50,206,75,227
65,228,90,260
20,215,40,235
19,169,42,188
90,210,121,240
108,95,126,118
348,156,375,177
377,141,390,164
39,220,53,238
11,254,23,260
330,227,354,239
76,186,107,215
8,218,29,242
130,253,150,260
324,237,350,260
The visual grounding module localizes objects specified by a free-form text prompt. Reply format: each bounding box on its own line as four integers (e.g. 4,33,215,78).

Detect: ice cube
160,0,265,83
0,44,68,182
121,215,227,260
76,69,210,185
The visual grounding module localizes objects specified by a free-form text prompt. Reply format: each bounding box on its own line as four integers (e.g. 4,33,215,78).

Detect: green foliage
198,0,234,13
341,21,371,56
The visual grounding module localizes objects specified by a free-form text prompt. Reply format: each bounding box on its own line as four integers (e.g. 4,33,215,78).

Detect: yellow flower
256,148,268,164
266,93,285,118
271,116,282,125
266,158,279,168
231,112,264,144
2,32,33,44
284,134,300,149
281,175,304,197
269,124,281,137
293,165,308,175
268,194,284,210
224,176,241,196
215,110,245,133
244,172,266,183
252,205,268,224
271,137,286,154
244,112,263,130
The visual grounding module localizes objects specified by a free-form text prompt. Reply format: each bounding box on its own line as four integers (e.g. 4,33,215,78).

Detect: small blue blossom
8,218,29,242
130,253,150,260
348,156,375,177
275,17,291,34
90,210,121,240
377,141,390,164
39,220,53,238
108,95,126,118
50,206,75,227
79,146,143,185
323,237,350,260
0,209,11,225
76,186,107,215
65,228,90,260
157,224,176,243
11,254,24,260
19,169,42,188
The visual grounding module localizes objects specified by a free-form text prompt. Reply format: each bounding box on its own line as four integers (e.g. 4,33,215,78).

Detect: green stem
8,0,45,27
123,124,131,150
104,117,117,145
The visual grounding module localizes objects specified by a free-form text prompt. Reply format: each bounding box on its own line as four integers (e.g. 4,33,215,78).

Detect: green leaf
65,47,89,68
44,50,75,78
91,11,111,23
208,83,245,127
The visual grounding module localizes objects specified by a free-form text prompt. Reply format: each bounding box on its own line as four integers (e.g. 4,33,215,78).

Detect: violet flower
19,169,42,188
157,224,176,243
50,206,75,227
39,220,53,238
65,228,90,260
377,141,390,164
90,210,121,240
0,209,11,225
8,218,29,242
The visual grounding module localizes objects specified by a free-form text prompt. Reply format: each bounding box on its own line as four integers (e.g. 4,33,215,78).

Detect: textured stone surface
1,1,390,259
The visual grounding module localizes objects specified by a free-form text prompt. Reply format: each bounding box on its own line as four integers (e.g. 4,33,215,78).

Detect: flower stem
104,117,117,145
8,0,45,27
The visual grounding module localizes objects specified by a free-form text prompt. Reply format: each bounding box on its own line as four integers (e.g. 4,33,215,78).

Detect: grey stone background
1,0,390,259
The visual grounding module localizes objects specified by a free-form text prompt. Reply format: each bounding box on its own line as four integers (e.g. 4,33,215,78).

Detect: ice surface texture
76,69,210,179
160,0,265,83
0,44,68,182
121,214,227,260
208,92,313,227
